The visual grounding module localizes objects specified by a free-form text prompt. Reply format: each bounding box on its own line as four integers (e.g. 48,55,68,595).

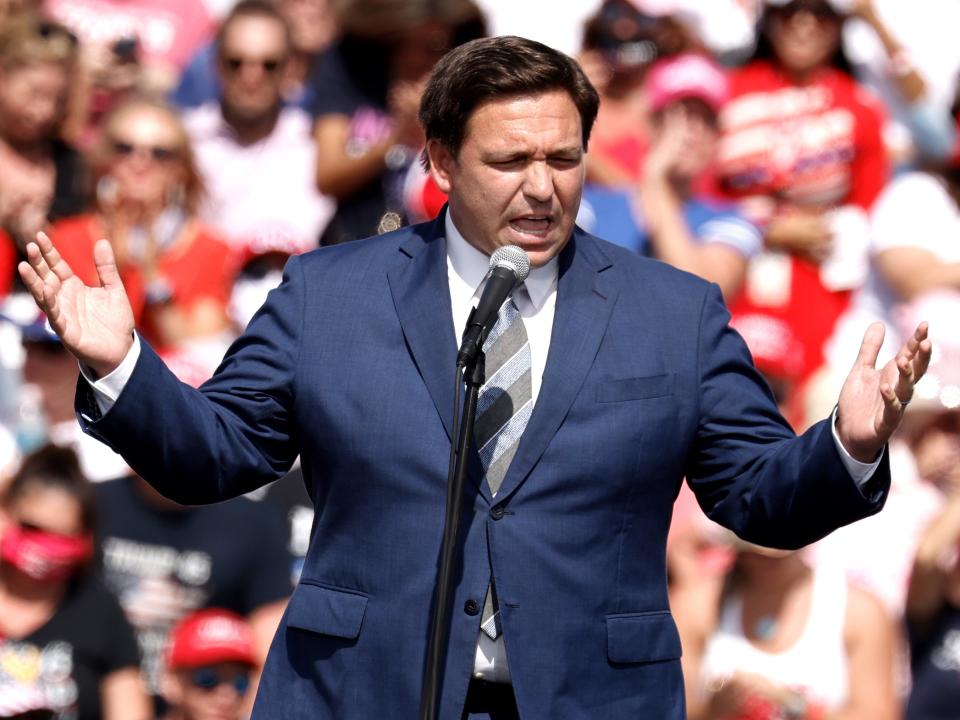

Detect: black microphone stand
419,351,485,720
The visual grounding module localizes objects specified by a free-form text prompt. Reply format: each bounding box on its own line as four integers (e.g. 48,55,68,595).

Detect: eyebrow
486,147,583,162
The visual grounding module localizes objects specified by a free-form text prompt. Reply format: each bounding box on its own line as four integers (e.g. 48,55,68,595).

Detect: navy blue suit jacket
78,214,889,718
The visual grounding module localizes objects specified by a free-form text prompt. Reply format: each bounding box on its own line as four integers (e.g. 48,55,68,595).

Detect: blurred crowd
0,0,959,718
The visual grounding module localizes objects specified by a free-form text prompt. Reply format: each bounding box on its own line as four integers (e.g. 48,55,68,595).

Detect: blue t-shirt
578,184,761,260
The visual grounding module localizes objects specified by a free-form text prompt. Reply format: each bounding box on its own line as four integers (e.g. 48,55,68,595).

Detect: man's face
217,16,289,120
426,90,586,268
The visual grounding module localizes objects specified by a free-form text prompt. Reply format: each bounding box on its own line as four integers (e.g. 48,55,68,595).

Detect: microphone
457,246,530,367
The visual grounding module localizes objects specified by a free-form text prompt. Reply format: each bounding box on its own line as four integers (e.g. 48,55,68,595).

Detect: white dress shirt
84,212,881,685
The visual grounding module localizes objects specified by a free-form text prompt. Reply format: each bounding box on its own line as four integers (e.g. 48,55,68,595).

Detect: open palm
836,322,932,462
18,232,135,378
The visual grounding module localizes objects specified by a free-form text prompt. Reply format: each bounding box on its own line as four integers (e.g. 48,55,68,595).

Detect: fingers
879,381,904,430
854,322,885,369
893,352,916,403
17,260,45,306
93,238,124,290
909,322,932,381
34,231,74,283
18,244,61,311
893,322,933,403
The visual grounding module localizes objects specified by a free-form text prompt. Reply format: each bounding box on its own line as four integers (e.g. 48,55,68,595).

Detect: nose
522,161,553,204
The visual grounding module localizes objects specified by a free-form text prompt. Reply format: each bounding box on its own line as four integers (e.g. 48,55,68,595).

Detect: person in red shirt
0,230,14,298
50,96,235,354
717,0,889,385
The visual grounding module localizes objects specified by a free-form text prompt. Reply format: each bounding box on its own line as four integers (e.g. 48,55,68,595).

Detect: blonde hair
0,13,77,73
90,95,205,216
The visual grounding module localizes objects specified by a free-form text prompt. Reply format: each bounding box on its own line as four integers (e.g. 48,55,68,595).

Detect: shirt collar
444,210,558,311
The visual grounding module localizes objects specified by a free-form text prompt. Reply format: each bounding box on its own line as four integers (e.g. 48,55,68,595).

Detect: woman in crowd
0,444,149,719
716,0,888,389
0,12,86,296
311,0,485,244
675,543,898,720
50,96,235,358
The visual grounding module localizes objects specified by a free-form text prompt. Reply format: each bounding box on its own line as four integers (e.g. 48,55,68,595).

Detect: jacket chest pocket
596,373,674,403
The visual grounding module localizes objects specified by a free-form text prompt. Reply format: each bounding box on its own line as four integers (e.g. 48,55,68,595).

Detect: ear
424,139,456,195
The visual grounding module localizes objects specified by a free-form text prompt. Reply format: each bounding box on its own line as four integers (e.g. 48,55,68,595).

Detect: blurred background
0,1,959,718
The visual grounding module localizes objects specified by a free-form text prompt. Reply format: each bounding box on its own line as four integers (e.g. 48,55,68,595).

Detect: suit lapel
495,231,618,501
386,218,459,442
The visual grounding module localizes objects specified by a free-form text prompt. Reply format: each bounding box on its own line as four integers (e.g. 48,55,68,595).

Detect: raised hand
836,321,932,462
18,231,135,378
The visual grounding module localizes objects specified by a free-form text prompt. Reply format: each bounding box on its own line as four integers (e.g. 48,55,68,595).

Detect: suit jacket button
490,506,505,520
464,599,480,616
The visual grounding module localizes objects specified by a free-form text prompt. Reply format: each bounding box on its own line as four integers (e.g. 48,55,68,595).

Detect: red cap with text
166,608,256,670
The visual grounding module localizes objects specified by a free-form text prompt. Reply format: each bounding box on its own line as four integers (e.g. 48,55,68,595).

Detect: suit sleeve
76,255,306,504
684,284,889,549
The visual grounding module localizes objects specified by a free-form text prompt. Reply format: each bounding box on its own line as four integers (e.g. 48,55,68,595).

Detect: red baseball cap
166,609,256,670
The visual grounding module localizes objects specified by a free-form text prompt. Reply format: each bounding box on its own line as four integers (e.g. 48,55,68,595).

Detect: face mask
0,523,93,582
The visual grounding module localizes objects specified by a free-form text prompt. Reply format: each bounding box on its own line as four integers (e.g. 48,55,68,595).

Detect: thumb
853,322,885,369
93,238,124,291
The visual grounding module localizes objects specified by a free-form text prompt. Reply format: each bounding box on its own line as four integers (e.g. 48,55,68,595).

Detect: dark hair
4,444,97,536
419,35,600,166
216,0,293,57
751,3,854,77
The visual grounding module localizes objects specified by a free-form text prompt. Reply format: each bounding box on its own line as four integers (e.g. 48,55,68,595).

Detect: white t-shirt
183,104,335,252
827,171,960,371
699,565,850,710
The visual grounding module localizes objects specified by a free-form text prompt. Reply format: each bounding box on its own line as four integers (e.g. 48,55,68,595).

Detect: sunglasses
222,56,285,74
188,668,251,695
110,140,179,162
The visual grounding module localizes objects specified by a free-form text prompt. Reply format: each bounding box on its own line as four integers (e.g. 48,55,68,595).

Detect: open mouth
508,216,552,238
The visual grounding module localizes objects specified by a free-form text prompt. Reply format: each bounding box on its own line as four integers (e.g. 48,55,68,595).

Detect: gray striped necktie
475,295,532,640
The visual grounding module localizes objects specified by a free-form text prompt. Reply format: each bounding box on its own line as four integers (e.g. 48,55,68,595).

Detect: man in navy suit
20,36,930,720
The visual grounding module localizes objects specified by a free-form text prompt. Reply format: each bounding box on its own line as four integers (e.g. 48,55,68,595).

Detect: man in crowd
20,35,930,719
95,473,291,701
182,0,333,253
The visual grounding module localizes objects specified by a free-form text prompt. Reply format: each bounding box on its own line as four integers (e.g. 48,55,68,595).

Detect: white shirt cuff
78,333,142,416
830,407,882,489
